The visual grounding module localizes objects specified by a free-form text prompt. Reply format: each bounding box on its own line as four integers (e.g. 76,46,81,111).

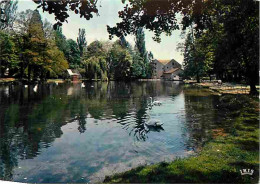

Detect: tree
183,28,215,82
119,35,131,50
77,28,87,57
0,0,18,30
135,28,147,60
26,9,47,81
54,26,69,59
131,50,145,79
12,9,34,79
86,40,106,58
67,39,81,69
108,42,132,80
33,0,258,93
0,31,19,77
45,43,69,78
83,40,108,80
135,27,151,78
43,19,55,40
182,0,259,94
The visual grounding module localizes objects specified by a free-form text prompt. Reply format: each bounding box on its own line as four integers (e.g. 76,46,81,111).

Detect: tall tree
135,27,147,61
135,27,149,78
12,9,34,79
77,28,87,57
67,39,81,69
119,35,131,50
26,9,47,81
54,26,69,59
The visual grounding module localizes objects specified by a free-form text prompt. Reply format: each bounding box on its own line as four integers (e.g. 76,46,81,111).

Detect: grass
104,95,259,183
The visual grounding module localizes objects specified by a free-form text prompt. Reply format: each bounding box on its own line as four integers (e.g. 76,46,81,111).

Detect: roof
157,60,170,65
67,69,80,76
163,68,182,74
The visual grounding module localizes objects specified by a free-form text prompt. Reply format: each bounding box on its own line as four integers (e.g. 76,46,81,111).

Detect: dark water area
0,81,226,183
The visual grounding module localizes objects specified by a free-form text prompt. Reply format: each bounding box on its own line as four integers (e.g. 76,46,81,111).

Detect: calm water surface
0,81,224,183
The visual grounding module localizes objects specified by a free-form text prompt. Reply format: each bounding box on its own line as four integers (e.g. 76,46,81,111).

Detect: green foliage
108,42,132,80
0,9,69,80
54,26,69,59
77,28,87,57
131,50,145,79
86,40,106,58
83,40,108,80
182,0,259,94
67,39,81,69
84,56,106,80
135,27,147,61
183,30,214,82
0,31,19,77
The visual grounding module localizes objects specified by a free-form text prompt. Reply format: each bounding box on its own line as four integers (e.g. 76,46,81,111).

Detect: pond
0,81,226,183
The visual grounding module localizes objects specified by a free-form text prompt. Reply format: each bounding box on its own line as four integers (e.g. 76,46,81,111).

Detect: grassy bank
104,95,259,183
184,80,260,95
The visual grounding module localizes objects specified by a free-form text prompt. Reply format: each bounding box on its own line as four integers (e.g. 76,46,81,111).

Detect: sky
17,0,185,63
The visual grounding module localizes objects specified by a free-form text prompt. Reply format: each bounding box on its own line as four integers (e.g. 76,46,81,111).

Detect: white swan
81,83,85,88
33,84,38,92
145,114,163,127
24,85,28,88
149,97,162,106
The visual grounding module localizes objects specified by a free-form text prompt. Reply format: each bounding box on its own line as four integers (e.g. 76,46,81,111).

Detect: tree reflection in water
0,81,222,182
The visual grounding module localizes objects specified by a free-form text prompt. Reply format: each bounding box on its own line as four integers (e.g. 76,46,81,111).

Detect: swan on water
33,84,38,92
145,114,163,127
149,97,162,106
81,83,85,88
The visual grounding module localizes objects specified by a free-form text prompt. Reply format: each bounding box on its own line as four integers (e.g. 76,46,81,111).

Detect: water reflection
0,81,224,182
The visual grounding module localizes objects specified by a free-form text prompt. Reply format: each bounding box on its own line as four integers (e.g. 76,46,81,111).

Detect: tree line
0,1,153,82
180,0,258,95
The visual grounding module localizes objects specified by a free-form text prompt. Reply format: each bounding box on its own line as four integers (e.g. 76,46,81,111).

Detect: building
151,59,183,80
162,68,183,80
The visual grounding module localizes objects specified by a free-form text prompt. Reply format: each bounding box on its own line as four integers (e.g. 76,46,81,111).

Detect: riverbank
184,80,260,95
0,78,16,84
104,95,259,183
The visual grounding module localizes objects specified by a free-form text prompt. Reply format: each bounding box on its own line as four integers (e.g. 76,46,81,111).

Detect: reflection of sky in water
0,82,221,183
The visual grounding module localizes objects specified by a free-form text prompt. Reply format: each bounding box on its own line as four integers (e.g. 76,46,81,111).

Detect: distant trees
32,0,258,93
81,35,153,81
0,5,154,82
0,9,69,81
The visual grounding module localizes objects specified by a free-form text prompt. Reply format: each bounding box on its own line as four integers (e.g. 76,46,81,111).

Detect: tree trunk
28,65,31,82
196,73,200,83
249,81,258,95
0,60,2,78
